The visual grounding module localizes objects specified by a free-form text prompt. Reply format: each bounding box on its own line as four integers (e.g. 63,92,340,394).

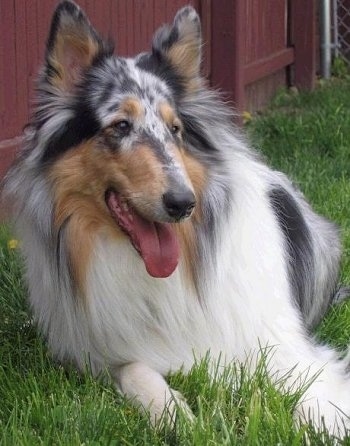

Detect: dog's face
38,1,207,279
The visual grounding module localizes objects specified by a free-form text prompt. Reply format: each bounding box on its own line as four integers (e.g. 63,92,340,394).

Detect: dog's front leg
113,362,194,426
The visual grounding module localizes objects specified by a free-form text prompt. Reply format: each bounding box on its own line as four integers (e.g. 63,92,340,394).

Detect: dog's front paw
115,362,194,428
154,388,195,428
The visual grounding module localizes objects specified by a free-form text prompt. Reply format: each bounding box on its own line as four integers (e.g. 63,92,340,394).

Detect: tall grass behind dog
3,0,350,437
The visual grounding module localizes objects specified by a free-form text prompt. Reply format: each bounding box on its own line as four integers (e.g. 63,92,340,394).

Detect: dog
3,0,350,436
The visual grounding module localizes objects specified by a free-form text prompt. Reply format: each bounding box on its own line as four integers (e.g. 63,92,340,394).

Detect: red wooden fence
0,0,316,178
210,0,316,116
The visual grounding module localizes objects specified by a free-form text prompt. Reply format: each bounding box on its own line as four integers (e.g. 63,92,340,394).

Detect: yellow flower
242,111,253,124
7,239,19,250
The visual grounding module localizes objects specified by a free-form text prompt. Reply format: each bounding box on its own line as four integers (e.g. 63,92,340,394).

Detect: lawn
1,78,350,445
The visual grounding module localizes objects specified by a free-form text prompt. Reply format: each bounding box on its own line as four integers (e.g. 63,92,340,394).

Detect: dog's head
37,1,207,278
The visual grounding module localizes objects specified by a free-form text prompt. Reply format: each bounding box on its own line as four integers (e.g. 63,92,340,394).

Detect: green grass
1,78,350,444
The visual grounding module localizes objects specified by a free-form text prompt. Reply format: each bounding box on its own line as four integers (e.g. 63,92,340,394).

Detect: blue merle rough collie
3,0,350,436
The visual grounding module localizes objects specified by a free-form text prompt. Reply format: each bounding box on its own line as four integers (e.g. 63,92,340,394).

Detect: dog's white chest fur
86,163,299,377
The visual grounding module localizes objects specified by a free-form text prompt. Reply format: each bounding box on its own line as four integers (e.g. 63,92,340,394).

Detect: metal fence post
320,0,332,78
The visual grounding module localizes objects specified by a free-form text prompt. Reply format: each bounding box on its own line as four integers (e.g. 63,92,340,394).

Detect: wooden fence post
290,0,316,90
210,0,245,119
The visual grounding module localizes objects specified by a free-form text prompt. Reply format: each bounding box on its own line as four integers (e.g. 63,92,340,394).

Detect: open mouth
105,190,180,278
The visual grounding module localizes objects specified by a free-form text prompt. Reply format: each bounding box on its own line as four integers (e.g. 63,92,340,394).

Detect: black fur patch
269,186,314,314
156,26,180,52
41,99,100,164
181,112,218,153
136,53,185,99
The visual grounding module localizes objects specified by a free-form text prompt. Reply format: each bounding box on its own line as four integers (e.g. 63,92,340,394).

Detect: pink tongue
107,192,179,278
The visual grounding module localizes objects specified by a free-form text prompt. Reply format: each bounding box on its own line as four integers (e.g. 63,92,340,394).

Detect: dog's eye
171,124,181,135
113,120,132,136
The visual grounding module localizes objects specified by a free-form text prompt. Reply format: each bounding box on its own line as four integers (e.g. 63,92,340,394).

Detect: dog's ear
152,6,202,91
44,1,112,92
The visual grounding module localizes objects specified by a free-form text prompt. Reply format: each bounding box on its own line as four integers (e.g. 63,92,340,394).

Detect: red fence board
15,0,29,134
245,48,295,85
210,0,245,114
1,0,17,140
290,0,316,90
245,0,288,64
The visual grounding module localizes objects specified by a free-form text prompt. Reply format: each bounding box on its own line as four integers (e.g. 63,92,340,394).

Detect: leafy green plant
332,56,350,79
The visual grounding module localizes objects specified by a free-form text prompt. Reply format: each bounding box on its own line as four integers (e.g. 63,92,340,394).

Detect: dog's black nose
163,189,196,219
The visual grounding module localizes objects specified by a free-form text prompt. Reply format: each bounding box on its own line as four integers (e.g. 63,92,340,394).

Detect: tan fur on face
48,117,207,294
121,98,144,119
159,103,182,131
157,101,206,196
114,145,166,219
48,140,168,293
181,150,207,200
175,150,208,288
49,142,118,295
107,98,144,123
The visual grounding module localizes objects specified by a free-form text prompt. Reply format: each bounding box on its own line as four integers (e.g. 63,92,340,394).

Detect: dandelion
7,239,19,250
242,110,253,124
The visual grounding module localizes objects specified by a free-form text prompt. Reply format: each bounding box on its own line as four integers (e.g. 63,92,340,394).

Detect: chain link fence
333,0,350,62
